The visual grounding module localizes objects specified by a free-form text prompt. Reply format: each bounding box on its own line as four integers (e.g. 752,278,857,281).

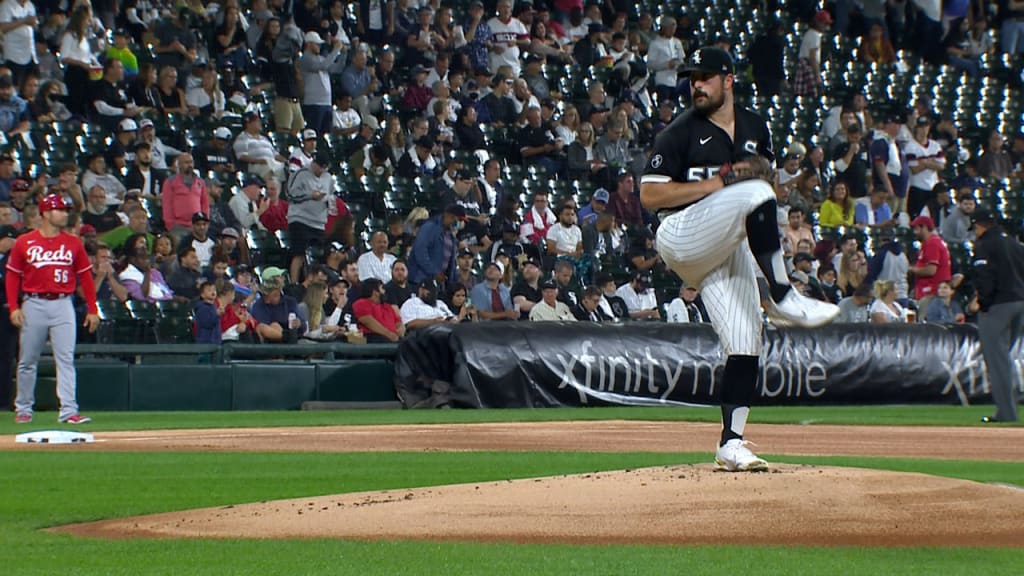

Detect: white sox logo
25,245,74,268
650,154,663,168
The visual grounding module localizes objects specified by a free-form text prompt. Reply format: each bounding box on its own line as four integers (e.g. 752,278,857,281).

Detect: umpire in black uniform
0,225,21,410
968,207,1024,422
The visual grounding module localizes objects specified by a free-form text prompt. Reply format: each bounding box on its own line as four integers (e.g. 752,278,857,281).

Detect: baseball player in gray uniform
7,195,100,424
640,48,840,471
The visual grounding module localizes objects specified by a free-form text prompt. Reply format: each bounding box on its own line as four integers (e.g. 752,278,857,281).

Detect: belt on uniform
26,293,70,300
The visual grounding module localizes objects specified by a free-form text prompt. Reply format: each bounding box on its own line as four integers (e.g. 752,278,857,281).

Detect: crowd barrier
395,323,1016,408
36,343,399,411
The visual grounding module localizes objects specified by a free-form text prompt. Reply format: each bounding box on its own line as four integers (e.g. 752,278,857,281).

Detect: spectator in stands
155,65,188,115
792,253,826,300
508,257,540,319
595,118,630,176
297,281,344,341
666,284,710,323
909,215,952,305
286,151,333,281
357,231,397,282
546,202,583,260
107,119,138,172
647,16,684,103
257,178,289,233
858,22,896,63
470,260,517,320
776,143,806,194
0,73,27,137
0,0,37,88
445,282,477,322
300,31,344,135
583,211,624,260
401,64,433,114
397,135,440,179
487,0,528,77
529,278,576,321
944,16,982,76
904,116,946,217
629,228,660,273
792,10,830,97
120,246,175,302
82,185,123,234
203,180,239,240
30,79,71,124
866,228,910,301
59,5,99,116
834,123,870,198
179,212,215,268
193,281,222,343
213,3,249,71
591,273,627,320
353,277,404,342
869,280,905,324
153,6,198,89
89,58,139,131
216,228,243,266
161,153,208,238
91,243,128,302
567,122,607,181
82,153,127,207
287,264,328,303
854,186,897,230
783,207,815,252
940,192,976,244
608,171,643,228
0,154,14,201
218,280,257,342
100,205,151,253
747,19,786,98
1011,130,1024,177
384,259,414,308
479,72,516,126
920,183,953,229
572,285,613,322
871,113,909,212
837,244,869,296
818,180,855,230
185,65,226,119
616,272,659,320
401,279,456,330
520,190,556,245
252,267,306,343
978,129,1012,181
924,280,965,323
577,188,608,227
230,174,266,232
817,266,842,304
234,111,286,180
835,281,873,323
453,249,480,290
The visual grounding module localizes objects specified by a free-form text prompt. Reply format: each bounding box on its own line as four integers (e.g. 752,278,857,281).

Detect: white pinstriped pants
656,180,776,356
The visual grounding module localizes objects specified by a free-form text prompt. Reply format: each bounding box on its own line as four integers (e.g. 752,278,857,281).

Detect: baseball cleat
59,414,92,425
765,289,840,328
14,414,32,424
714,439,769,472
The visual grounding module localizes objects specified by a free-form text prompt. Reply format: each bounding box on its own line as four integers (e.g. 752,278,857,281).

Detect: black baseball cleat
981,416,1000,423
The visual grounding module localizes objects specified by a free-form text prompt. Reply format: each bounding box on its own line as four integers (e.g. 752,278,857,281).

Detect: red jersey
914,233,951,299
352,297,401,335
5,230,98,314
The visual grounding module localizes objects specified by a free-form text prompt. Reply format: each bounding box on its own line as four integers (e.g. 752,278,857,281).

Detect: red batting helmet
39,194,72,213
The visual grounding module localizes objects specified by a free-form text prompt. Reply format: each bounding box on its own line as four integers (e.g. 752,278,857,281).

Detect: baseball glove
719,156,774,186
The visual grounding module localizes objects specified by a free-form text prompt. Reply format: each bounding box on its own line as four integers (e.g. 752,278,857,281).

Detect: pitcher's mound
56,465,1024,547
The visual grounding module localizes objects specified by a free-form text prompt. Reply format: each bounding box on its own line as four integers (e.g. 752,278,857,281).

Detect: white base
15,430,95,444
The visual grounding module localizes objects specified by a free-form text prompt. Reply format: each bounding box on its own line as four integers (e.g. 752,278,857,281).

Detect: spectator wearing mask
469,260,517,321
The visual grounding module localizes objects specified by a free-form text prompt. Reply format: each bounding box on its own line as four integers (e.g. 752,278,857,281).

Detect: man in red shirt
6,195,100,424
161,153,209,239
352,277,405,343
607,171,644,228
910,215,951,302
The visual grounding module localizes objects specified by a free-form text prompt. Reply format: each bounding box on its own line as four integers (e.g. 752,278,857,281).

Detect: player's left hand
84,313,101,334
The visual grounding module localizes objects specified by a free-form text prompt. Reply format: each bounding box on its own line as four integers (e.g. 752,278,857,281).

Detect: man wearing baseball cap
300,31,344,135
577,188,610,226
968,207,1024,422
195,126,238,176
529,278,576,321
469,260,518,321
285,150,333,281
233,111,286,181
399,279,456,330
408,204,465,286
909,214,951,303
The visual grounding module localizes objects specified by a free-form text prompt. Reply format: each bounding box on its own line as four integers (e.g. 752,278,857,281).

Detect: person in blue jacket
193,281,222,344
408,204,465,288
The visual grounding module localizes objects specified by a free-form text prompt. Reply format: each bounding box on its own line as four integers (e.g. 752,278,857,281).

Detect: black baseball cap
192,211,210,223
681,47,734,76
419,278,440,292
971,206,996,227
541,279,558,290
458,248,473,258
444,204,467,218
793,252,814,264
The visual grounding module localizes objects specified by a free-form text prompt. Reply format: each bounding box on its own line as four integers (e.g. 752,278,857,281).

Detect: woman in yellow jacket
818,180,855,230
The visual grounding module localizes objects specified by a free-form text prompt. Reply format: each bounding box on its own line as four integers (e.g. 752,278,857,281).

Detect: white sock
730,407,750,438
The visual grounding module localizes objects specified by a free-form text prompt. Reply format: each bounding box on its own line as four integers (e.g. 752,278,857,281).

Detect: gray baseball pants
14,296,79,420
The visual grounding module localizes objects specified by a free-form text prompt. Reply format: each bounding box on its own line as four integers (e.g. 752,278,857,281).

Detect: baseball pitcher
640,47,840,471
7,195,100,424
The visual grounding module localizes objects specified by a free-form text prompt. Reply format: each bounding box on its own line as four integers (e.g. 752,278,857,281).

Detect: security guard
0,225,21,411
968,207,1024,422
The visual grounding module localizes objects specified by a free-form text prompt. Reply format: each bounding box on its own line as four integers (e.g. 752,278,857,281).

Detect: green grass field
3,406,1023,575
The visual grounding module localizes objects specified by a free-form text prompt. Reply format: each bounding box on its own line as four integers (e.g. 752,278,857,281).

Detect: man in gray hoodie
940,192,976,245
300,31,344,135
287,151,333,281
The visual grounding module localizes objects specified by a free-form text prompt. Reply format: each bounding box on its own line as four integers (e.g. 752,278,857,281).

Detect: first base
16,430,94,444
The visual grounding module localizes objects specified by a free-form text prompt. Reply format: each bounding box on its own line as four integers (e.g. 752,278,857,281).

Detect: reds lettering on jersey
6,230,93,301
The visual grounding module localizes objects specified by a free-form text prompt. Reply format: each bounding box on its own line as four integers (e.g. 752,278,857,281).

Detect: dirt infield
16,421,1024,547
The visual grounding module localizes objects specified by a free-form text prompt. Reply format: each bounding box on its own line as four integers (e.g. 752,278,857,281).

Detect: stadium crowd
0,0,1021,348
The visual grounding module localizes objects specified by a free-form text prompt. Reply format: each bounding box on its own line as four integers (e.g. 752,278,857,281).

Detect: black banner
394,323,1008,408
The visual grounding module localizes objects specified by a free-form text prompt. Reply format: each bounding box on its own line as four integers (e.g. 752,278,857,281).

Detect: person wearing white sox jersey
7,194,100,424
640,47,839,472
